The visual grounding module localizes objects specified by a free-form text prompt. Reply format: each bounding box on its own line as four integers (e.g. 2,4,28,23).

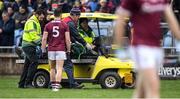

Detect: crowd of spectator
0,0,121,46
0,0,179,47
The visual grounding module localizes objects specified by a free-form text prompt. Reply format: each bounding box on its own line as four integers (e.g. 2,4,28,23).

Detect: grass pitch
0,76,180,98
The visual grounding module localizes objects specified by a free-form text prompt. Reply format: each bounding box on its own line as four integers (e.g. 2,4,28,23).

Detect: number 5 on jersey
53,26,59,37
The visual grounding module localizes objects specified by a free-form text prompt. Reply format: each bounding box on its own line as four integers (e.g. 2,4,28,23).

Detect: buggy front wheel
99,72,122,89
33,71,50,88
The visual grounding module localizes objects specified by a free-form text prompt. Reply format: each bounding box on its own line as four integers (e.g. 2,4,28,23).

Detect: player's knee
150,80,159,93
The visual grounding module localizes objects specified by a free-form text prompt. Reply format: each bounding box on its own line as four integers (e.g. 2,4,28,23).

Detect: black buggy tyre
99,72,121,89
33,71,50,88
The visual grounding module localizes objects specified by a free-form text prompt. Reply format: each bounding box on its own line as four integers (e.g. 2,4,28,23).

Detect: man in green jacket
18,9,46,88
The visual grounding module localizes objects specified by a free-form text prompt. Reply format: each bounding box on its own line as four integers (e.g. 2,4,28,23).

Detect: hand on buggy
40,48,47,59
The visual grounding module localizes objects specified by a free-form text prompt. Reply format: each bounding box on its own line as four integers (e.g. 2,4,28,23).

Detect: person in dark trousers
18,9,46,88
63,7,92,89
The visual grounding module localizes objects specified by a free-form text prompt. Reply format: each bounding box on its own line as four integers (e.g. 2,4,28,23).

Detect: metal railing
0,46,16,53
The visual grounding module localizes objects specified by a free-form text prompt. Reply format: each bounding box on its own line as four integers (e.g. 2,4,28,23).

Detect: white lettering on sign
159,67,180,77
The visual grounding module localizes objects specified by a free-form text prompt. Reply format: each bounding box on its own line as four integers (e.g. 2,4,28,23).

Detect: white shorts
48,51,66,60
129,45,164,70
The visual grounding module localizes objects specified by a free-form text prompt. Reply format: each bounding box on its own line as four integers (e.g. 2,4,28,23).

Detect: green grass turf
0,76,180,98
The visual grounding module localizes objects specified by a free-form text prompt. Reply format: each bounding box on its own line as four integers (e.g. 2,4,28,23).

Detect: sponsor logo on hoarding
159,67,180,77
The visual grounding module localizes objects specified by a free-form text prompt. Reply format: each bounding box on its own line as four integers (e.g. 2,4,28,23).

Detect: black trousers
18,46,38,87
63,53,76,88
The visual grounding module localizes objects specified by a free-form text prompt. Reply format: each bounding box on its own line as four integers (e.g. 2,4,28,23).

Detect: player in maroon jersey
41,8,71,91
114,0,180,98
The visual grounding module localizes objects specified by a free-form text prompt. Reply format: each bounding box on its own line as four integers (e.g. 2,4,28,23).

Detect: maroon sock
51,81,56,88
55,82,60,89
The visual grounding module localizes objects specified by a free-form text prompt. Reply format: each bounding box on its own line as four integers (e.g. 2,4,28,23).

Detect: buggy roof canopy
62,13,117,19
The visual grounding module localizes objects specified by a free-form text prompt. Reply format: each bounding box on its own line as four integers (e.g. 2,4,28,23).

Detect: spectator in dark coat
0,11,15,46
107,0,116,13
60,0,72,13
12,0,23,12
12,5,29,46
32,0,48,11
21,0,29,6
7,6,14,18
96,0,110,13
73,1,86,12
3,0,10,9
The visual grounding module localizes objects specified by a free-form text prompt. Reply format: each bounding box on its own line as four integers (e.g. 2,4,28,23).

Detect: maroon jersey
120,0,169,46
44,19,69,51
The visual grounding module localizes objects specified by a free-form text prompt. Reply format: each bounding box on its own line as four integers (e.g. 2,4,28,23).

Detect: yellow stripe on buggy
50,13,129,20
